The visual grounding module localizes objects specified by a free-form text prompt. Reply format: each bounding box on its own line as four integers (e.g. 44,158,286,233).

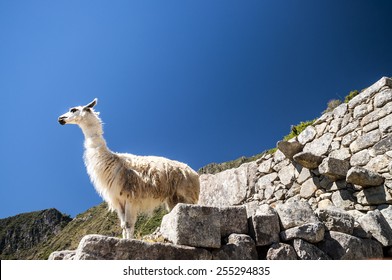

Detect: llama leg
116,208,127,239
124,201,138,239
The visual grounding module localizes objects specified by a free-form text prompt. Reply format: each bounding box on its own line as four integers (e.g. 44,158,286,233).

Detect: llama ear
85,98,98,109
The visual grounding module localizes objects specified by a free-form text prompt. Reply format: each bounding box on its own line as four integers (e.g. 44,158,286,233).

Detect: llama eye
70,108,78,113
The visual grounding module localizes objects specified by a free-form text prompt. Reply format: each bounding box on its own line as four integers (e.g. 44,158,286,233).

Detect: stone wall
50,77,392,260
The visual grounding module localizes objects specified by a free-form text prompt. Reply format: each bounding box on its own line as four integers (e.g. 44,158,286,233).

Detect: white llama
58,99,200,239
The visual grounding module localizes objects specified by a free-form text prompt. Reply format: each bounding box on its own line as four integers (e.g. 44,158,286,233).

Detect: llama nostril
58,117,66,125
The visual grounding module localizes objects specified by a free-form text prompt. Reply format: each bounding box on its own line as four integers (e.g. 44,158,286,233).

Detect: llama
58,98,200,239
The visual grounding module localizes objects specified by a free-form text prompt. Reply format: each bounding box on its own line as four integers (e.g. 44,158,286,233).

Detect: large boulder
275,200,319,230
73,235,212,260
199,162,257,207
160,204,221,248
318,231,383,260
358,210,392,246
316,207,355,234
346,166,385,187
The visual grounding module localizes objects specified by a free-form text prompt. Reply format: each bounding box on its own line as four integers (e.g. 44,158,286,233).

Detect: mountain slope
0,208,72,260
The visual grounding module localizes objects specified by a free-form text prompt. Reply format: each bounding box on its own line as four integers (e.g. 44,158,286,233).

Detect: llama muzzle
58,117,66,125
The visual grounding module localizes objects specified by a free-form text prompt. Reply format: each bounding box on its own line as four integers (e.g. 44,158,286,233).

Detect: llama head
58,98,100,126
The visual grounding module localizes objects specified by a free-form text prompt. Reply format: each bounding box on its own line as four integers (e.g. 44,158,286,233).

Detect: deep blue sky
1,1,392,218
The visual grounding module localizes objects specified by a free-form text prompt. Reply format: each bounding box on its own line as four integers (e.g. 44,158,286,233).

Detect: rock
337,120,359,137
256,172,278,189
74,234,212,260
280,222,325,243
277,140,303,160
291,239,330,260
331,189,355,210
330,148,351,161
318,231,383,260
346,166,385,187
212,234,258,260
370,135,392,156
48,250,76,260
358,210,392,246
333,103,348,118
380,206,392,227
342,131,359,147
160,204,221,248
349,130,381,153
350,149,371,166
275,200,319,230
356,186,392,205
374,89,392,108
219,206,248,237
297,126,317,145
316,207,355,234
266,243,297,260
297,167,312,184
365,155,390,173
278,164,296,185
293,151,323,169
300,177,319,198
353,103,370,119
379,113,392,134
318,199,334,209
257,158,273,174
199,162,257,207
247,204,280,246
303,133,334,156
318,157,350,181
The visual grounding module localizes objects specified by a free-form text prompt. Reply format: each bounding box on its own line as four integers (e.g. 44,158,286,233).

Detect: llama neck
79,121,109,151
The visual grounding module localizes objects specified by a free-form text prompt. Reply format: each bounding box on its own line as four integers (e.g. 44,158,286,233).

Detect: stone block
358,210,392,246
278,164,296,185
319,157,350,181
297,126,317,145
293,151,323,169
212,234,257,260
219,206,248,237
275,200,319,230
370,135,392,156
73,234,212,260
199,162,257,207
346,166,385,187
303,133,334,156
374,89,392,108
277,140,303,160
349,130,381,153
350,149,371,166
300,177,319,198
316,207,355,234
331,189,355,210
380,114,392,134
160,204,221,248
280,222,325,243
266,243,297,260
247,204,280,246
318,231,383,260
292,239,330,260
356,186,392,205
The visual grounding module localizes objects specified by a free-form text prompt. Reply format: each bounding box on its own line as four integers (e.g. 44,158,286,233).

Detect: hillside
0,202,167,260
0,209,72,260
